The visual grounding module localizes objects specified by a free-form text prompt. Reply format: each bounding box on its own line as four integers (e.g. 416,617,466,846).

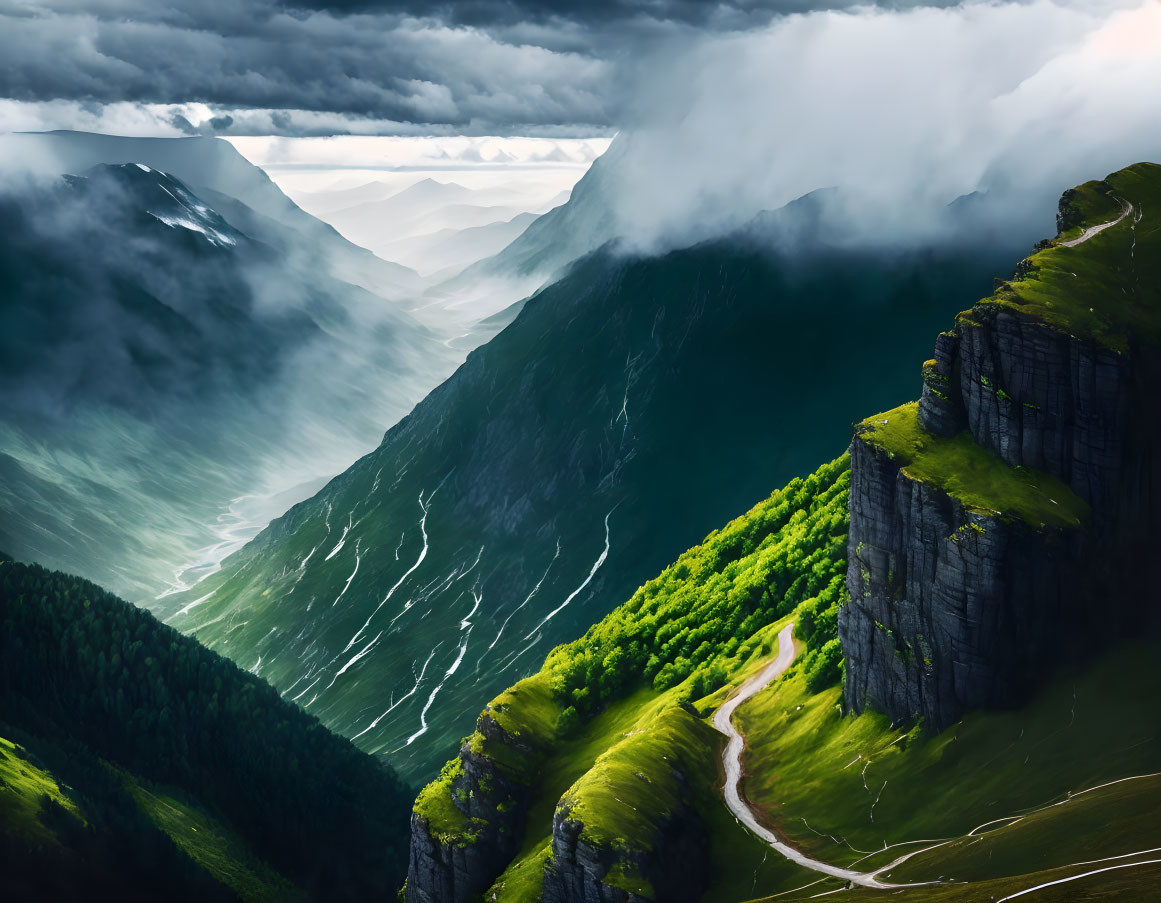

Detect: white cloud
605,0,1161,251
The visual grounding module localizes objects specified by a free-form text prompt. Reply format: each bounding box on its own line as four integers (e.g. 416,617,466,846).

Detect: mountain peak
74,162,245,249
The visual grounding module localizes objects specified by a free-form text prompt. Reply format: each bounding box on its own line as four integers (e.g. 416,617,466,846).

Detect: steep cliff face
841,163,1161,729
841,418,1088,727
542,787,708,903
407,712,535,903
920,305,1133,512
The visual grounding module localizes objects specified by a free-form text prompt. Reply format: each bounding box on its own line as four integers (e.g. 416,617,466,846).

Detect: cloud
0,1,617,135
598,0,1161,252
2,0,1156,260
0,0,970,137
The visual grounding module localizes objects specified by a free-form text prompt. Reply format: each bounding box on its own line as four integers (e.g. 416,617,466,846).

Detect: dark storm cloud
278,0,939,28
0,0,944,135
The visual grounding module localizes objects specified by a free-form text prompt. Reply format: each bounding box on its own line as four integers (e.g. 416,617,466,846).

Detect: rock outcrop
840,431,1088,728
406,712,535,903
841,165,1161,729
542,796,708,903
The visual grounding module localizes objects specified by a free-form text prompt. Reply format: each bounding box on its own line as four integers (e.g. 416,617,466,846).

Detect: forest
543,454,849,727
0,552,413,900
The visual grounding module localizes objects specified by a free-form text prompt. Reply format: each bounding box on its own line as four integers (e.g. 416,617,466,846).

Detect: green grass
487,676,567,746
482,686,684,896
734,641,1161,878
559,704,714,856
0,735,81,846
125,777,302,903
765,859,1161,902
971,163,1161,353
476,674,565,783
858,402,1089,528
764,780,1161,903
412,757,479,845
416,457,850,899
484,620,823,902
884,773,1161,885
490,839,553,903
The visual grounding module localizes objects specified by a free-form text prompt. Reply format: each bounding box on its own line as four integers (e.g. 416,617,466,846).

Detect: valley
1,144,1159,903
5,2,1161,901
3,136,1158,903
0,131,574,616
169,212,1026,784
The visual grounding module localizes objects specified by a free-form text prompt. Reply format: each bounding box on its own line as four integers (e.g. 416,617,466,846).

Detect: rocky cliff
541,796,707,903
407,708,537,903
840,163,1161,729
407,674,715,903
539,706,712,903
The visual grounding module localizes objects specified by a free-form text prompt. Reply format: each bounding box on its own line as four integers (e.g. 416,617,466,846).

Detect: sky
2,0,1160,255
228,135,612,198
0,0,968,138
597,0,1161,251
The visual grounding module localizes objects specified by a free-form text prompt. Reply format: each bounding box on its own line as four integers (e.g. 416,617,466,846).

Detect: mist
0,159,465,608
605,0,1161,253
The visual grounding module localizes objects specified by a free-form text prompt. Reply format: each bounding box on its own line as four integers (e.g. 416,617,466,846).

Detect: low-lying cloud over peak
601,0,1161,252
2,0,1158,259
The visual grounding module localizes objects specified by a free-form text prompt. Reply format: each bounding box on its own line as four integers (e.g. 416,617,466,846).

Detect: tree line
543,455,851,725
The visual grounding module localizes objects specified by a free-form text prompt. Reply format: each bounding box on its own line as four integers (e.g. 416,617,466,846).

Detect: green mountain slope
405,164,1161,903
409,458,1161,903
169,191,1029,785
0,552,411,901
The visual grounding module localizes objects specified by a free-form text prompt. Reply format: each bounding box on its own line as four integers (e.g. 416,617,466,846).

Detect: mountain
297,179,410,217
431,146,619,316
404,163,1161,903
323,186,530,263
0,130,422,299
0,155,458,612
841,162,1161,728
379,212,539,277
0,552,411,901
169,187,1033,785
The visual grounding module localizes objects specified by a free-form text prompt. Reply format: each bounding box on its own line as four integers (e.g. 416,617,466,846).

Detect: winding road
713,623,921,890
1059,196,1134,247
715,628,1161,898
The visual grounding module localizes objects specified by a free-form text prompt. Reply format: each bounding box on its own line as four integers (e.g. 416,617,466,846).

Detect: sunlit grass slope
416,458,852,901
737,642,1161,881
981,162,1161,352
419,440,1161,901
0,736,81,847
858,402,1088,528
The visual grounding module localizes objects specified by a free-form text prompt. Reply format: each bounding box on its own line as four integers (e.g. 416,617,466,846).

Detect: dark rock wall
406,714,531,903
839,437,1086,729
844,297,1161,729
920,305,1132,512
541,798,708,903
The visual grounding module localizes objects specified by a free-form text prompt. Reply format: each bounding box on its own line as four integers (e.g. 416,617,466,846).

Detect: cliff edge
840,163,1161,729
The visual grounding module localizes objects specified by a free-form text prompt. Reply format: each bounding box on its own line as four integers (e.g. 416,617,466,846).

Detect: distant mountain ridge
0,137,460,611
0,130,422,297
379,212,539,278
309,177,552,274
